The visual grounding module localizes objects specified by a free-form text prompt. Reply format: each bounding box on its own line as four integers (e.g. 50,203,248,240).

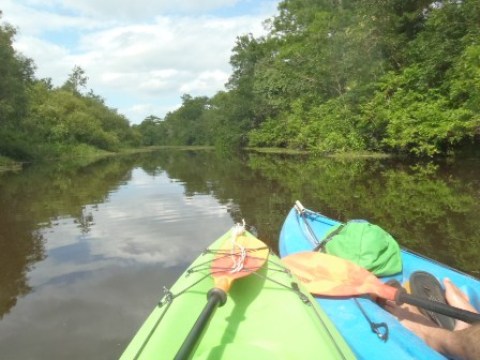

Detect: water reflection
0,150,478,359
0,265,183,359
246,155,480,275
0,153,238,359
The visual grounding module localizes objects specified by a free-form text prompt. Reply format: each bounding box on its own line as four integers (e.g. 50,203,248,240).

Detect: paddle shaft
174,288,227,360
395,290,480,324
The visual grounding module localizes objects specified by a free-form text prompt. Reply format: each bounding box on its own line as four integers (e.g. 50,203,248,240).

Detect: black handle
174,288,227,360
396,290,480,324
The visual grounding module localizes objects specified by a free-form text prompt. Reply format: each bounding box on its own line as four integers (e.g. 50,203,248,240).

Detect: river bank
0,146,213,173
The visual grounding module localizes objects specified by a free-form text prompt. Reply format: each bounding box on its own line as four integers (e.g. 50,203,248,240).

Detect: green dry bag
321,221,402,277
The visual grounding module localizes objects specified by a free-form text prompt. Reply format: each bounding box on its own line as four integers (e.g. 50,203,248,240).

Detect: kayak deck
121,230,355,359
279,207,480,360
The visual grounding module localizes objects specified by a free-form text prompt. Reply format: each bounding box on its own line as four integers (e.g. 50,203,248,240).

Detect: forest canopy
0,12,139,162
143,0,480,156
1,1,480,161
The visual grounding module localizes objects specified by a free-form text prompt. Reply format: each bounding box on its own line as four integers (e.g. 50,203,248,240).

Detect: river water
0,150,479,359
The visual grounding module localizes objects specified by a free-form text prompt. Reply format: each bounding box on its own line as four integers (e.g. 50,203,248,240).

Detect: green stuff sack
321,221,402,277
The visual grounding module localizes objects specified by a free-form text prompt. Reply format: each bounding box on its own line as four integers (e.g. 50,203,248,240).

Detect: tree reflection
0,157,137,318
140,151,480,277
1,150,478,319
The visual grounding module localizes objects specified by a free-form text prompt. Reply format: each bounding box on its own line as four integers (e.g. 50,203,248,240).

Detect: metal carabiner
354,298,389,342
371,321,389,341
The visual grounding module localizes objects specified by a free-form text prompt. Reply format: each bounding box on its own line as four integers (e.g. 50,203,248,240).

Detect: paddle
175,227,269,360
293,201,392,338
282,252,480,324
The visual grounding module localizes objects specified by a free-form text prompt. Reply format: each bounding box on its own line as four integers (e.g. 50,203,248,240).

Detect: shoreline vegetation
2,138,477,175
0,146,216,173
1,1,479,168
247,147,392,159
0,146,393,173
0,155,23,172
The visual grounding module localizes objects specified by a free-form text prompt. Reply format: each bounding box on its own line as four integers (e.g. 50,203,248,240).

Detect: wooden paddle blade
212,234,269,292
282,252,397,300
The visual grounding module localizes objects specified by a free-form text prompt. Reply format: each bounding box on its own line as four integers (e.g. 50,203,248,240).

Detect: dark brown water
0,150,478,359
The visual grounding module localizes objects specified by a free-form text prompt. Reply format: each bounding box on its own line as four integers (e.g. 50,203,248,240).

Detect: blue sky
1,0,279,124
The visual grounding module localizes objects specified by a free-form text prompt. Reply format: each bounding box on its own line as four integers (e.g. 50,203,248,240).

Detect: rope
187,246,269,275
131,226,348,360
229,220,247,273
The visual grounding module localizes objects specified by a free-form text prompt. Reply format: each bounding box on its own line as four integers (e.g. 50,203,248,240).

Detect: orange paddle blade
282,252,397,300
212,233,269,292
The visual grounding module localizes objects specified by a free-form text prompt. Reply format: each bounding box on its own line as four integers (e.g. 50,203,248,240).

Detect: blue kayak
279,204,480,360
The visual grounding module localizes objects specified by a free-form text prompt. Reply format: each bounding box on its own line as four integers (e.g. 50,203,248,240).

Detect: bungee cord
229,220,247,273
132,223,348,360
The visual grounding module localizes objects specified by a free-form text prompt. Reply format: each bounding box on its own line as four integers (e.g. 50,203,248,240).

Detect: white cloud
179,70,230,94
2,0,279,123
29,169,234,287
1,1,108,34
53,0,244,20
123,103,180,122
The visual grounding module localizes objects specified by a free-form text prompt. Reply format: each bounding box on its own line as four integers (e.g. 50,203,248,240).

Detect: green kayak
120,228,355,359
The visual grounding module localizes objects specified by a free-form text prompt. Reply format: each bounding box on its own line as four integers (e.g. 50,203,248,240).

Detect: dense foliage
1,2,479,160
143,0,480,156
0,13,140,161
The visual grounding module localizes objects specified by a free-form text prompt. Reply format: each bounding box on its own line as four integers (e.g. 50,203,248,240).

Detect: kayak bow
121,226,355,360
175,224,269,359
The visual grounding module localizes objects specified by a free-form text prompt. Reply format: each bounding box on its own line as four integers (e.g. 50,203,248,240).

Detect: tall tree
0,13,35,126
61,65,89,94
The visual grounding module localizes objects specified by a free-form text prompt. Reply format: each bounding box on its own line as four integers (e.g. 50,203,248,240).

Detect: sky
1,0,280,124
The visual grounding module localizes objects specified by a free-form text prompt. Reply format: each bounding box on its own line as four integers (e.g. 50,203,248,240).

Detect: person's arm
444,324,480,360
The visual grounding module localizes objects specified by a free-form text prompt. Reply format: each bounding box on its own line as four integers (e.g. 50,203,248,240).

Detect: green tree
0,13,36,159
358,0,480,156
136,115,167,146
61,65,89,94
162,95,210,146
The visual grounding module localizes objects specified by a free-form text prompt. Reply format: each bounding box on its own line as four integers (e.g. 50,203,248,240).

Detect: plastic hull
121,229,355,359
279,207,480,360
